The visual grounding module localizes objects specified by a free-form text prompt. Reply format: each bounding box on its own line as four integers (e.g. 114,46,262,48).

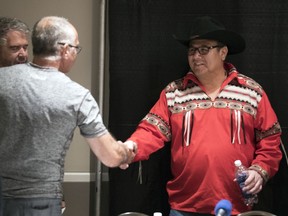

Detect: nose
18,48,28,55
20,46,27,52
16,48,28,63
189,52,202,60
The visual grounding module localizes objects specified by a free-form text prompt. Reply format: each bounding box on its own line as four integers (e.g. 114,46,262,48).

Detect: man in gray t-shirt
0,16,136,216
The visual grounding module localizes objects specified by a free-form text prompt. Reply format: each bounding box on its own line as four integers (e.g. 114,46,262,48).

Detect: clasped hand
118,140,137,169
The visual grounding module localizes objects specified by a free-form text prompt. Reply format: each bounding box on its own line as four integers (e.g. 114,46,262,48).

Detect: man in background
0,16,29,67
0,16,136,216
0,16,30,216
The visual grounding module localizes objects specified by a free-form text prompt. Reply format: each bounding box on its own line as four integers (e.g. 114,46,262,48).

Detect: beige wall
0,1,109,215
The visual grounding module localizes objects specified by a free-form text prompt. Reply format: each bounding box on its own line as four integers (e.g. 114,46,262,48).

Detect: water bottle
153,212,162,216
234,160,258,206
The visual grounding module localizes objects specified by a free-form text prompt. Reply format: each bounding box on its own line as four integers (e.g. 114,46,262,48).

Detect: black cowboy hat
173,16,245,55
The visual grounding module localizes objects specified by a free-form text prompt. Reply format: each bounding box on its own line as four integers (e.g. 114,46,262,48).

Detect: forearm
252,131,282,180
86,133,136,167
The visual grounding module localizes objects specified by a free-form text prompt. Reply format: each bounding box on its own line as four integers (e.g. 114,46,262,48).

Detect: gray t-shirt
0,63,107,198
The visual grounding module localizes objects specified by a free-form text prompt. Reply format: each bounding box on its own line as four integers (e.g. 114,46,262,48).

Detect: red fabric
128,63,282,215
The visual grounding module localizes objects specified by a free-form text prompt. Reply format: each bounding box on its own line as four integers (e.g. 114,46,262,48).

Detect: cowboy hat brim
174,29,245,55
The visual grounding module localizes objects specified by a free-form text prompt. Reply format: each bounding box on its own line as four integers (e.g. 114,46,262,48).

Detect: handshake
118,140,138,170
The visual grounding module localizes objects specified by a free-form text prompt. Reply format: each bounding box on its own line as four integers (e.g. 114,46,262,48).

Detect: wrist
248,164,269,183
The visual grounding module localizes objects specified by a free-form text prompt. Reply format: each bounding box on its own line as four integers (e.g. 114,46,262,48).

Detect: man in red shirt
124,16,282,215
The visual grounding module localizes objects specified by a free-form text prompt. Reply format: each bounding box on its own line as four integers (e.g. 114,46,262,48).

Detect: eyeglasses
188,45,222,56
58,42,82,54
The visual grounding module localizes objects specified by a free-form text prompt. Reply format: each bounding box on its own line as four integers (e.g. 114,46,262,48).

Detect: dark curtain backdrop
108,1,288,215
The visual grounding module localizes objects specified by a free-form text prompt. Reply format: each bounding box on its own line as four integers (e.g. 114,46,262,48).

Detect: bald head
32,16,78,58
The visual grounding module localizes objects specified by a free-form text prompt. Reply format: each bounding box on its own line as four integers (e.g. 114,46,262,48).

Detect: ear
220,46,228,61
59,44,70,59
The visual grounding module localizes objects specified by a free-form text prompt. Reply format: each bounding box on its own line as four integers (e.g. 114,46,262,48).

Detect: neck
196,70,227,96
32,56,60,70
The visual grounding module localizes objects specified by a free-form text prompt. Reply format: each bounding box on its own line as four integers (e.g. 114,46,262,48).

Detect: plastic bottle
234,160,258,206
153,212,162,216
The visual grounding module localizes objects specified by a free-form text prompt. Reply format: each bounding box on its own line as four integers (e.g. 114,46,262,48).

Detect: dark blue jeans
3,198,62,216
169,209,213,216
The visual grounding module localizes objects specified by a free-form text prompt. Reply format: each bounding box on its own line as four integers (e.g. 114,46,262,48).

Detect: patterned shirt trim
166,90,260,118
142,113,171,141
255,121,282,143
164,69,263,118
